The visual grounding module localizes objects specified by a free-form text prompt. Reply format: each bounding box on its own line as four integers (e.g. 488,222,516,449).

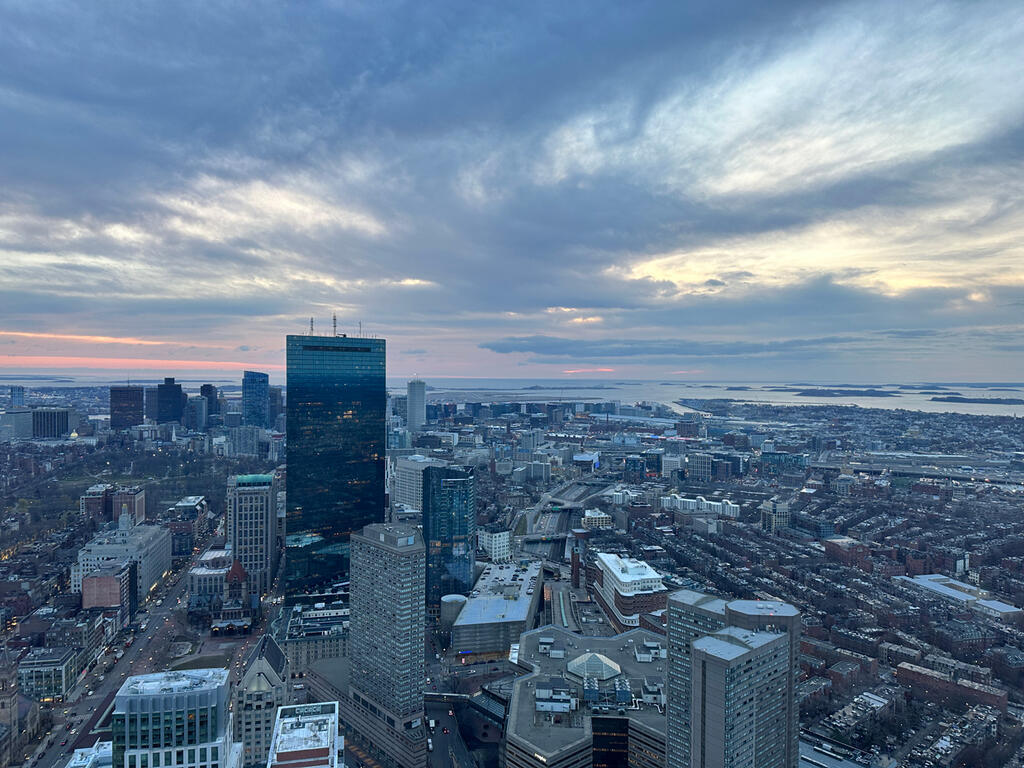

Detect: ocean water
2,372,1022,417
389,378,1024,417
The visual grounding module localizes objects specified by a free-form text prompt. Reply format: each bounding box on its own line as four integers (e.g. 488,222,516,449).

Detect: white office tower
112,669,241,768
267,703,344,768
391,454,447,510
406,379,426,432
667,590,800,768
690,628,790,768
227,473,279,595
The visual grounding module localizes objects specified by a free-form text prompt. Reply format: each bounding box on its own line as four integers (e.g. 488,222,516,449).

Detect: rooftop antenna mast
333,313,337,337
309,317,314,335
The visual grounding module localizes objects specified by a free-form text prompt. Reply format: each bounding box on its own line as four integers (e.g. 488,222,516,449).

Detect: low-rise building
477,526,512,562
267,702,343,768
280,605,348,676
505,626,666,768
895,574,1022,622
71,521,171,601
18,647,77,703
452,562,542,656
590,553,667,631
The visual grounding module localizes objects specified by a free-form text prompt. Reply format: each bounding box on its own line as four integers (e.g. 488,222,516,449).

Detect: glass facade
285,334,385,601
422,465,476,615
156,377,184,424
241,370,270,428
110,385,145,430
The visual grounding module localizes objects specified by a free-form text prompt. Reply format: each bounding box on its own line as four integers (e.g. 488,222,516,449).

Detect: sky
1,0,1023,383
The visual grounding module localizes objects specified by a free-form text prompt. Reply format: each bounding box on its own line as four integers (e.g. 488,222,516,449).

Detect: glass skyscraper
241,370,270,427
422,465,476,616
110,385,144,430
285,334,385,601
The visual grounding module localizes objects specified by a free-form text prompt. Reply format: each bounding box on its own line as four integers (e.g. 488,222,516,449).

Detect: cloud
0,0,1021,380
481,334,865,360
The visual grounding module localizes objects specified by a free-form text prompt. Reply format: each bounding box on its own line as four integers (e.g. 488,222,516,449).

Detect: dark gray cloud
0,0,1022,380
481,334,864,359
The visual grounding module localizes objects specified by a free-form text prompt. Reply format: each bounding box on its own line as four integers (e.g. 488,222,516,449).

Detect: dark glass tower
242,370,270,427
200,383,220,415
110,385,144,430
285,334,386,601
156,377,185,423
422,465,476,616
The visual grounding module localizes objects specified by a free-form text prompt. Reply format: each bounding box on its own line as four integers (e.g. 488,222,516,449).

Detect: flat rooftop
693,627,785,662
119,669,227,696
270,703,338,762
507,625,667,759
896,574,1020,614
728,599,801,618
594,552,662,583
285,605,349,639
454,561,541,628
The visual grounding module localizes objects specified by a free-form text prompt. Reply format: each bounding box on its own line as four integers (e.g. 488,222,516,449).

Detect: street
27,538,217,768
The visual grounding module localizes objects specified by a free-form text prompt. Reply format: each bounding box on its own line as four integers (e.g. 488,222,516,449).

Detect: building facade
591,552,668,631
690,628,791,768
234,636,290,768
156,378,185,424
422,465,476,617
110,386,145,430
112,670,240,768
666,589,801,768
342,523,426,768
405,379,425,433
242,371,270,428
285,334,386,601
71,523,171,601
227,474,279,596
112,486,146,526
391,455,447,511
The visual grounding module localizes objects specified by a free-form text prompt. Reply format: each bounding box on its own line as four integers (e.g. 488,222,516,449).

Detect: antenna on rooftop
309,317,314,335
333,313,338,337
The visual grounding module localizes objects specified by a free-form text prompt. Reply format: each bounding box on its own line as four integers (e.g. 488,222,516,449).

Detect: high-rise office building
666,590,801,768
184,396,208,432
342,523,426,768
110,386,144,430
200,384,220,416
391,454,448,510
112,669,240,768
242,370,270,428
690,627,791,768
227,473,279,595
32,407,75,438
234,636,290,768
156,377,185,423
144,387,158,420
268,386,284,427
422,465,476,616
9,385,25,408
406,379,425,432
285,334,385,601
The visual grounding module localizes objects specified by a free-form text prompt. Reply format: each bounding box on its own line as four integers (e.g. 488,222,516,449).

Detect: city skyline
1,1,1023,382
